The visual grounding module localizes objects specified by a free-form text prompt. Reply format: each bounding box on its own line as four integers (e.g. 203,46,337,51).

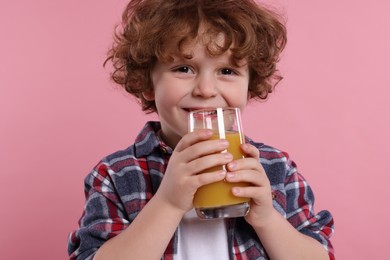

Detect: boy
68,0,334,259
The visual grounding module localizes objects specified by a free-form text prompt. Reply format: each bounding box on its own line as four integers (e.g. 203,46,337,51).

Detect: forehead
162,33,248,69
163,25,231,58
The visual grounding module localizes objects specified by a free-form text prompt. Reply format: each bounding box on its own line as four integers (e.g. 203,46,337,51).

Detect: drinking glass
188,107,250,219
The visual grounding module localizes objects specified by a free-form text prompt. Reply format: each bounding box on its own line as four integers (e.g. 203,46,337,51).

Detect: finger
225,169,269,187
175,131,231,163
226,157,262,172
240,143,259,159
231,185,272,201
186,152,233,174
193,169,227,187
175,130,214,152
185,138,230,160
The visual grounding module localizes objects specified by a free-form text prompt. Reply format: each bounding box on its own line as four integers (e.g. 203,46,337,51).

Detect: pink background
1,0,389,259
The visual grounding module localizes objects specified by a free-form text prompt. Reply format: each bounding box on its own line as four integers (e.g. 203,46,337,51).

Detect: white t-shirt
176,209,230,260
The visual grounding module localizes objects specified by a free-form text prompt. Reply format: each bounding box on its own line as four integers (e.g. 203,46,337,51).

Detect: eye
220,68,237,75
173,66,194,74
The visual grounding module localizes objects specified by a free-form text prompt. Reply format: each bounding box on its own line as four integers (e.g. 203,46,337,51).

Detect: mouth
183,108,198,113
183,107,218,113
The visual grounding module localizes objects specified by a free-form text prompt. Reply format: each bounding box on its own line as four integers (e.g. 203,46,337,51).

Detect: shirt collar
134,121,173,157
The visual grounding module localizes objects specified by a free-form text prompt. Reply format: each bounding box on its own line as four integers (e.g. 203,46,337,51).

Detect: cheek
154,87,183,108
225,89,249,107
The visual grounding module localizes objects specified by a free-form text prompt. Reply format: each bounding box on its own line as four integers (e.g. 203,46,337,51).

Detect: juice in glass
193,131,250,208
189,107,250,219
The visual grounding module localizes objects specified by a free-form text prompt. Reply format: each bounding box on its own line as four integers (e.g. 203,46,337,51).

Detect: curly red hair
104,0,287,113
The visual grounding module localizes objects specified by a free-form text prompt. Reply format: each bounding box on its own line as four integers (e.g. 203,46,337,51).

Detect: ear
142,89,155,101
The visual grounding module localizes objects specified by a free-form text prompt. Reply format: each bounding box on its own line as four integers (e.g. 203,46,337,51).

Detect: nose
192,74,217,98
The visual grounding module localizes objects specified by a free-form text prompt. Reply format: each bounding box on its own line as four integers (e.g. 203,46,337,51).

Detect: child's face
147,36,250,148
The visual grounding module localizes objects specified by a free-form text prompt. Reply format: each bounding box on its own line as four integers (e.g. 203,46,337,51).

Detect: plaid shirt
68,121,334,260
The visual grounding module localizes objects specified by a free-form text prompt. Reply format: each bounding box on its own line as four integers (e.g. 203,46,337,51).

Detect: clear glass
188,107,250,219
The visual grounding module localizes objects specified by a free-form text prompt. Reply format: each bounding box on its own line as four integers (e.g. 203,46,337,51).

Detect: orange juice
193,131,250,208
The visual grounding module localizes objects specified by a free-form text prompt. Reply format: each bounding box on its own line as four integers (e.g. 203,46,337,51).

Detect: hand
225,143,274,226
155,129,233,214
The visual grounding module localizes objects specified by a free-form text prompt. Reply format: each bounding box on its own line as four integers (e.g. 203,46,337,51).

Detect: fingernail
219,170,227,177
203,129,213,136
242,143,249,150
227,162,236,170
220,139,229,147
227,172,235,179
232,187,240,195
223,152,233,159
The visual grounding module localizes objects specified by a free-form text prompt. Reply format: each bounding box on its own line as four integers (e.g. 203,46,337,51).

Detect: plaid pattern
68,121,334,259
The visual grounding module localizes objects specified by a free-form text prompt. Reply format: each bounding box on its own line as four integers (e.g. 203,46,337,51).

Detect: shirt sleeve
283,154,335,260
67,162,130,260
